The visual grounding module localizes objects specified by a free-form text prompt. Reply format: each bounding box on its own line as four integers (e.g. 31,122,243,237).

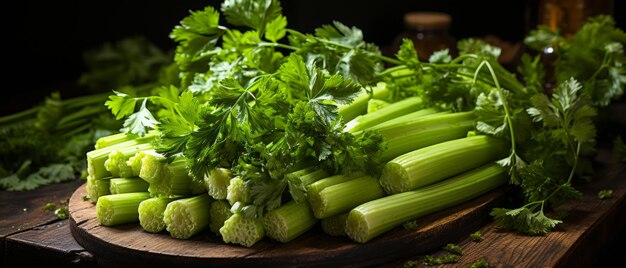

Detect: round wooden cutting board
69,184,505,267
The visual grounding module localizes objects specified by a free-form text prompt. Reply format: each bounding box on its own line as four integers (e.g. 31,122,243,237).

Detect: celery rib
96,192,150,226
308,175,385,219
346,164,507,243
263,201,317,243
380,135,507,194
138,197,180,233
220,213,265,247
163,194,213,239
109,178,149,194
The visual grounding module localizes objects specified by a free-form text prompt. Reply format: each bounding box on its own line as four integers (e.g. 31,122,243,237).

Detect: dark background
4,0,625,113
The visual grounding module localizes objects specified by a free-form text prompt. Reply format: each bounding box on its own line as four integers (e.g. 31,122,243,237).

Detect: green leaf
120,99,158,136
458,38,501,59
443,244,463,255
423,254,459,266
396,38,419,67
315,21,364,47
429,49,452,63
490,205,562,235
221,0,282,33
105,91,138,120
598,189,613,199
264,15,287,42
170,6,223,74
524,25,564,51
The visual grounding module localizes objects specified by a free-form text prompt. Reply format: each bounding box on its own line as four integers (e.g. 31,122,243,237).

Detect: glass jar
392,12,457,61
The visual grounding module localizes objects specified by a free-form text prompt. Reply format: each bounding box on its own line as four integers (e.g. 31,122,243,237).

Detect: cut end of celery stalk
138,198,170,233
220,214,265,247
128,150,154,177
263,202,317,243
206,168,232,200
345,209,371,243
321,212,349,237
96,192,150,226
209,200,233,235
380,162,410,194
138,152,166,184
164,195,212,239
227,177,251,206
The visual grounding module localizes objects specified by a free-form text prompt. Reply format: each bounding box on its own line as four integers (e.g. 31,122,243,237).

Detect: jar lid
404,12,452,30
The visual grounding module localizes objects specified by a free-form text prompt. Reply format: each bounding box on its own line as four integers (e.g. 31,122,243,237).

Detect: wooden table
2,150,624,268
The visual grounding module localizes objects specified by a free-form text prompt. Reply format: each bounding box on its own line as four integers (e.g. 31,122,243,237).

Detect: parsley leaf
120,99,158,136
221,0,282,34
491,205,562,235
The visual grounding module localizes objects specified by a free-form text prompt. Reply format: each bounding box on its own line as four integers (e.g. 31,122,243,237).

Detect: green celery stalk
205,168,232,200
226,177,251,206
127,150,154,177
86,133,157,179
86,176,111,203
263,201,318,243
380,135,507,194
140,155,205,196
287,168,329,203
96,192,150,226
138,197,181,233
367,99,390,113
308,175,385,219
321,212,349,236
163,194,213,239
95,132,137,149
375,112,476,161
209,200,233,235
346,164,507,243
338,82,390,122
109,178,149,194
104,143,153,177
220,213,265,247
344,96,424,133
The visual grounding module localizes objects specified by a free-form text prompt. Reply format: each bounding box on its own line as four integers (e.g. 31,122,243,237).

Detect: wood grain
5,220,95,267
69,184,507,267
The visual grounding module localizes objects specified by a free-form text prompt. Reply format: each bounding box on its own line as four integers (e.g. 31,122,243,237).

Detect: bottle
536,0,614,90
392,12,457,61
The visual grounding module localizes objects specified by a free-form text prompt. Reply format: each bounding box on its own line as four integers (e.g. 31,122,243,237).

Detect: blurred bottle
391,12,457,61
536,0,614,90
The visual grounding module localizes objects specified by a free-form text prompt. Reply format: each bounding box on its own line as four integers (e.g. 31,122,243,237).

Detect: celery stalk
109,178,149,194
96,192,150,226
376,112,476,161
209,200,233,235
308,175,385,219
287,168,329,203
140,155,205,196
205,168,232,200
380,135,507,194
95,132,148,149
163,194,213,239
263,201,317,243
87,133,156,179
346,164,507,243
220,213,265,247
344,97,423,133
86,176,111,203
321,212,349,236
104,143,153,177
138,197,181,233
127,150,154,177
338,82,390,122
226,177,251,206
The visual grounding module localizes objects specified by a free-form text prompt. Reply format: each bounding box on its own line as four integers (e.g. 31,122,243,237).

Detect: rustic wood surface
68,183,506,267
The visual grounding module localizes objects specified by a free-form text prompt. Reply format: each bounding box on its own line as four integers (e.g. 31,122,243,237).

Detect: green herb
469,258,492,268
54,207,69,220
423,254,459,266
403,260,418,268
82,195,90,201
470,231,483,242
443,243,463,255
598,189,614,199
403,220,419,230
43,203,56,211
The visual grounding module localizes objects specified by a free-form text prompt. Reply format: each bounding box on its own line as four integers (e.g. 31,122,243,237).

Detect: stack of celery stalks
87,93,508,246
